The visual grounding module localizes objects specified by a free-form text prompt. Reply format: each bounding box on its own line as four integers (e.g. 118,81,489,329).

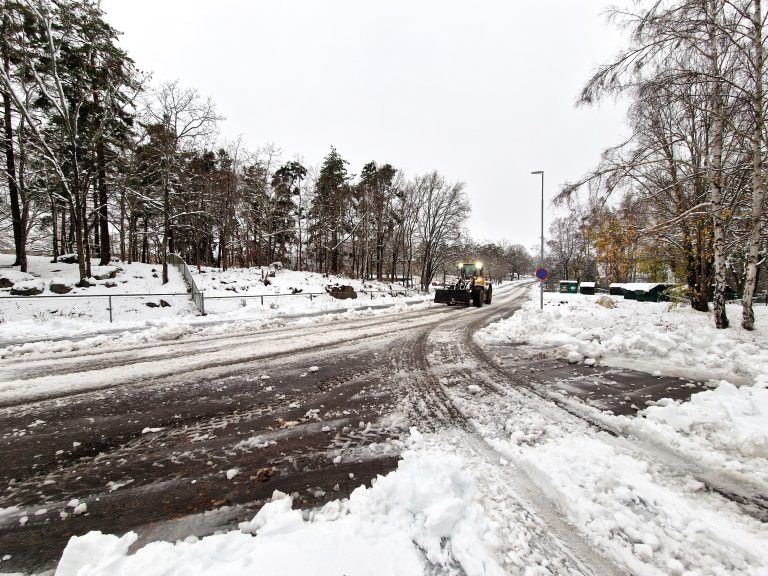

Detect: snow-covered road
0,283,523,572
1,282,766,576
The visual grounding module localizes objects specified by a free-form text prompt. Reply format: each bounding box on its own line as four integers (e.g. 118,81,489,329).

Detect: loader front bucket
434,289,471,305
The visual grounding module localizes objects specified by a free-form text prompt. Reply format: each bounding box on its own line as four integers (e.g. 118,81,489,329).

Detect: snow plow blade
434,289,471,305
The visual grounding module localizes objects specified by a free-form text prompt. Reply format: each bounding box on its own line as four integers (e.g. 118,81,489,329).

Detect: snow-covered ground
191,264,425,317
0,255,429,345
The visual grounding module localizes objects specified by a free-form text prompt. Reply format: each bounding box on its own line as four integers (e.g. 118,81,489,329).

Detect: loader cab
458,261,486,284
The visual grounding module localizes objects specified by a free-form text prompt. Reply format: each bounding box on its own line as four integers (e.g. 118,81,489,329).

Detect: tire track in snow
413,285,627,576
467,322,768,523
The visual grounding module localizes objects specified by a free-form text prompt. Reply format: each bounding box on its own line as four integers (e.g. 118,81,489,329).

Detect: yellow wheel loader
434,261,493,307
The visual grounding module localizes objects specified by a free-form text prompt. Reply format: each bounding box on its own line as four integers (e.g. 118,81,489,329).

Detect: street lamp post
531,170,544,310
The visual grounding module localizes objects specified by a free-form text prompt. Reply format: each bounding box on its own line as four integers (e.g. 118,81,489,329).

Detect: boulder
10,280,45,296
49,278,74,294
91,266,117,280
58,253,79,264
0,270,35,288
325,285,357,300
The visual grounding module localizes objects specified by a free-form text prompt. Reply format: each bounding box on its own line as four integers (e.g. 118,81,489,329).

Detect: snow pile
479,287,768,386
54,446,504,576
642,381,768,459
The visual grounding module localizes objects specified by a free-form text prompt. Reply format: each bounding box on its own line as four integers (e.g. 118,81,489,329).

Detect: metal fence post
261,295,264,306
108,295,113,323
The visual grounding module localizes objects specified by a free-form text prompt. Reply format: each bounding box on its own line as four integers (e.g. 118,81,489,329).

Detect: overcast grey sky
101,0,628,250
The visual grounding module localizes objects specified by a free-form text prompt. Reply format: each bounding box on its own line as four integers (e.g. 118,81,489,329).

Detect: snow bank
55,445,504,576
478,287,768,386
643,381,768,458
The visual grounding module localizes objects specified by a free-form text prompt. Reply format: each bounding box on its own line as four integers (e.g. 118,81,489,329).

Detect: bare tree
143,81,220,283
414,171,471,290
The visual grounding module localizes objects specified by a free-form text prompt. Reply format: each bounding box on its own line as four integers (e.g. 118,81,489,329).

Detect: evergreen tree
312,147,349,273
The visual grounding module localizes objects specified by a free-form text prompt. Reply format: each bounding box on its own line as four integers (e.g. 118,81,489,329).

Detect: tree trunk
162,177,170,284
73,194,88,284
142,216,149,264
119,186,126,261
706,0,729,328
92,184,100,257
51,195,59,262
331,229,338,274
2,44,24,270
61,206,67,256
742,0,764,330
81,186,92,279
96,136,111,265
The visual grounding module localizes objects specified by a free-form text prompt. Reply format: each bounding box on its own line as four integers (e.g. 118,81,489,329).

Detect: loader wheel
472,288,483,308
486,288,492,304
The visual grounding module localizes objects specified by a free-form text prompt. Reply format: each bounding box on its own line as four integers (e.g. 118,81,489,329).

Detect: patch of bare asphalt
489,346,709,416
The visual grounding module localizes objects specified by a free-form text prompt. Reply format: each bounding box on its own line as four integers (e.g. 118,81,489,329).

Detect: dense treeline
0,0,533,290
560,0,767,330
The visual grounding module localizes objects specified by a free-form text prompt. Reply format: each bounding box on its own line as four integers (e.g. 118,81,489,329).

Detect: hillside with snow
0,254,429,344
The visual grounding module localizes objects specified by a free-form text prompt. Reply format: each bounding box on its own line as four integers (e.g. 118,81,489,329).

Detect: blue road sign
535,268,549,282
